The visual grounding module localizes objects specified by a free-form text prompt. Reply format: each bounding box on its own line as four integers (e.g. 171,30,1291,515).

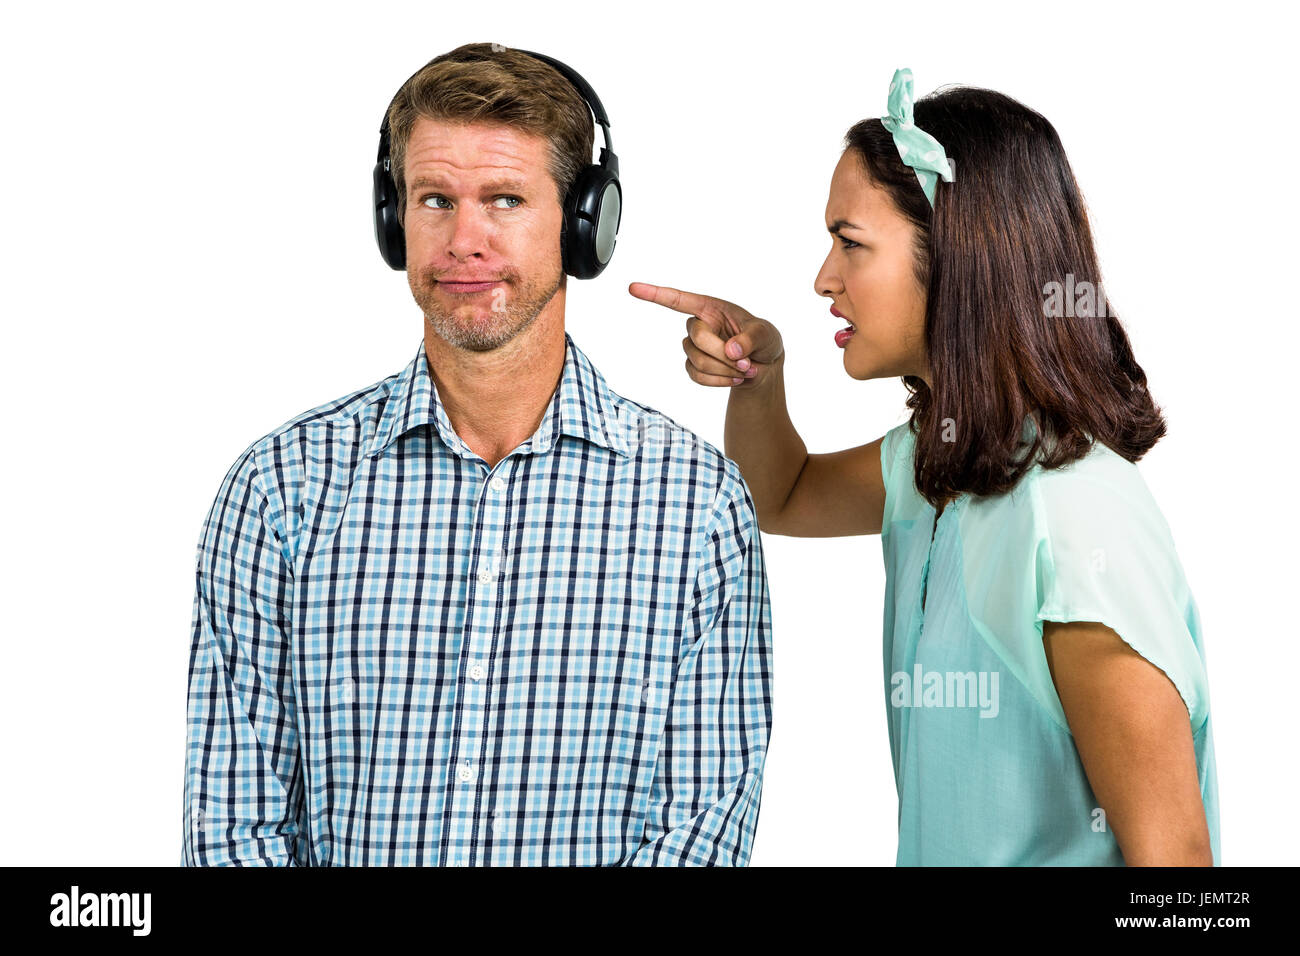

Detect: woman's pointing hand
628,282,785,388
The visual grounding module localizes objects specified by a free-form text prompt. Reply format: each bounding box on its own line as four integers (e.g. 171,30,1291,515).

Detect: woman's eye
838,237,859,250
493,196,522,209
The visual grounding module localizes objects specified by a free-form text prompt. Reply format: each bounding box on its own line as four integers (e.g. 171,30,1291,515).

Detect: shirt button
468,663,486,681
457,761,475,783
477,568,493,585
490,476,506,493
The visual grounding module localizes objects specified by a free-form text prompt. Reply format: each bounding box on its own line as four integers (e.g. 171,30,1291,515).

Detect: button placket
919,496,961,618
919,511,940,616
445,464,509,865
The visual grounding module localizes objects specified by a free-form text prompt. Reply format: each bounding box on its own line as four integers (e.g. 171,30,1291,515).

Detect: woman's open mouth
831,304,855,348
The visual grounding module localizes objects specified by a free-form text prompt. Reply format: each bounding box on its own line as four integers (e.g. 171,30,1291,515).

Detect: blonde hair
385,43,594,225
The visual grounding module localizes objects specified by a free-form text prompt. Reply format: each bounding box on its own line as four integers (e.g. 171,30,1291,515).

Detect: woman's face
814,150,931,385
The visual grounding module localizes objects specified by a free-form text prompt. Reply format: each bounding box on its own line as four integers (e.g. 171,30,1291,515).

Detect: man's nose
447,206,492,260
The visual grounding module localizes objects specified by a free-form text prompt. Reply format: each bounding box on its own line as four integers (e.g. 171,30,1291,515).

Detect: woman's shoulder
967,433,1170,535
1032,433,1152,495
1026,438,1180,560
879,419,922,524
962,433,1199,638
961,435,1210,732
886,418,1179,555
881,418,916,478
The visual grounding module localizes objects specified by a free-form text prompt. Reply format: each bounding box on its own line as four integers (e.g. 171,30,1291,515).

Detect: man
181,43,774,866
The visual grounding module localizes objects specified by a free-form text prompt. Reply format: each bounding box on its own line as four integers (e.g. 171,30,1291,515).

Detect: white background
2,0,1296,866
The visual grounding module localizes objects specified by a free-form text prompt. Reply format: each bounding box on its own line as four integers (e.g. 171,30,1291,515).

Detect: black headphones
372,47,621,279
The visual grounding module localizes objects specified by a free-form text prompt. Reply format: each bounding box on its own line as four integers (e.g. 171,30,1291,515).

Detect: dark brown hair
385,43,594,226
845,86,1166,507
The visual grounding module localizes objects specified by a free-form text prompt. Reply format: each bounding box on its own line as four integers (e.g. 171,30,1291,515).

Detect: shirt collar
367,332,632,460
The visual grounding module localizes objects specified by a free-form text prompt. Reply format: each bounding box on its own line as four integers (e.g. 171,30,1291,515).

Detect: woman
629,69,1219,866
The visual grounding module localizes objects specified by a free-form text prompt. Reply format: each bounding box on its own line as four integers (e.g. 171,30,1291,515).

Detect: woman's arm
727,359,886,537
628,282,887,538
1043,619,1214,866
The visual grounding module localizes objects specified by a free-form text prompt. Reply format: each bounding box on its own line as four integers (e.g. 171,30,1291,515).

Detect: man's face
403,117,566,352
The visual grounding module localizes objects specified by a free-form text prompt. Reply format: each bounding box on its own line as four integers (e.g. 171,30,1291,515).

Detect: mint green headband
879,68,954,207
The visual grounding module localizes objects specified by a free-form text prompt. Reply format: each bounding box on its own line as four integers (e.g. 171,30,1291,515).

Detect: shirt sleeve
1031,464,1211,732
626,471,775,866
880,421,907,489
182,441,307,866
958,450,1212,737
879,420,917,529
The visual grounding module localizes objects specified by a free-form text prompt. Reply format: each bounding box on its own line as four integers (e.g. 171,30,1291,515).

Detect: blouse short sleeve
880,421,915,517
960,443,1211,734
1032,453,1210,731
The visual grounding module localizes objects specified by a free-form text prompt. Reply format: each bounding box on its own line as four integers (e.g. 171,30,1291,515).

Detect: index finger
628,282,728,321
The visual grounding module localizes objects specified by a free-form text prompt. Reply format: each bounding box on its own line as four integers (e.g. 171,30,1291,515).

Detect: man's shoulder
606,391,753,518
244,364,403,463
265,368,398,450
218,366,399,496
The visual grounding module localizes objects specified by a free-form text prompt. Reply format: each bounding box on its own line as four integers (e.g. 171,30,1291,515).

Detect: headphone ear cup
561,165,621,279
372,160,406,271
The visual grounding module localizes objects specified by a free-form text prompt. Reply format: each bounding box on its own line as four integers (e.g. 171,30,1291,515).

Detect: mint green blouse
879,417,1220,865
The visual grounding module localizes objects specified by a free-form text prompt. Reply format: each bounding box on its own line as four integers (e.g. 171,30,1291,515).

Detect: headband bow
879,68,954,207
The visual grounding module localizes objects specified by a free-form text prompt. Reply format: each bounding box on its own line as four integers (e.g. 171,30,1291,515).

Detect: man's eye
494,196,523,209
422,195,451,209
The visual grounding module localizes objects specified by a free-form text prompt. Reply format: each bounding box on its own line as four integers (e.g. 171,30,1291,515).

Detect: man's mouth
437,278,503,294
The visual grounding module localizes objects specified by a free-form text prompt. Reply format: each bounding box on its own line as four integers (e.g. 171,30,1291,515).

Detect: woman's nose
814,256,841,297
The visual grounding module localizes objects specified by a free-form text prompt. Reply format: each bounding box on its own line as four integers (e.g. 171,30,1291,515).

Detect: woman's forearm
724,354,809,525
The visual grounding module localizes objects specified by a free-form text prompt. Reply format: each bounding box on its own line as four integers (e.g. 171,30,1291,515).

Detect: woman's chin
842,355,874,381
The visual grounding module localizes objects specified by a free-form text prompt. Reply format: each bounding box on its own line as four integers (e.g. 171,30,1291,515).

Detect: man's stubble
410,263,565,353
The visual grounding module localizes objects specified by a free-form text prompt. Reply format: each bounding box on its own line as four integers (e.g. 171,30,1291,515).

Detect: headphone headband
512,48,615,167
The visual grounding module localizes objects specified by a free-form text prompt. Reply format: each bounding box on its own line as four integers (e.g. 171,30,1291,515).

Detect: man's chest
287,460,700,745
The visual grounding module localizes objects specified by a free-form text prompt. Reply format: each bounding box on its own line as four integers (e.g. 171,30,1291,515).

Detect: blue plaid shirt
182,332,774,866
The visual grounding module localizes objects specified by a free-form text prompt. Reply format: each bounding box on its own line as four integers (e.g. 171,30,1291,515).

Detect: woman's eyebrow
827,219,863,235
